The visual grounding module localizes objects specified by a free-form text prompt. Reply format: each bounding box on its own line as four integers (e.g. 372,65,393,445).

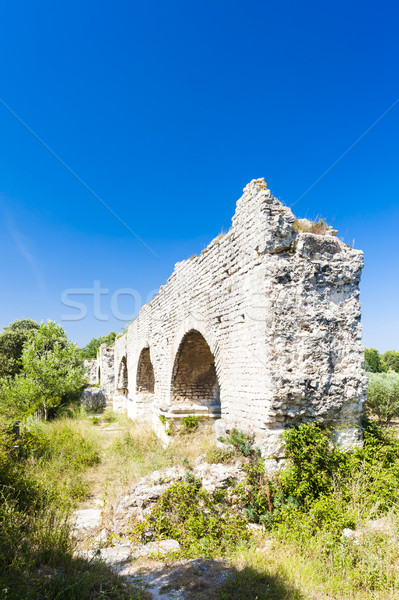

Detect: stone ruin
85,343,115,397
87,178,367,462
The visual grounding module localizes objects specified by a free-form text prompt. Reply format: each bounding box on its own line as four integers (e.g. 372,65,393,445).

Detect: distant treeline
79,331,116,360
364,348,399,373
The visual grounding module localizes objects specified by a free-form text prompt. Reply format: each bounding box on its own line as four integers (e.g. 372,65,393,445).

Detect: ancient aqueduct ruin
86,178,367,463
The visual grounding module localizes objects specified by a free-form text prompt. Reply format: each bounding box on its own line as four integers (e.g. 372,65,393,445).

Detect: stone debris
72,508,102,538
117,557,232,600
363,517,396,537
80,387,106,412
132,539,181,558
113,461,246,534
79,539,180,566
342,517,397,544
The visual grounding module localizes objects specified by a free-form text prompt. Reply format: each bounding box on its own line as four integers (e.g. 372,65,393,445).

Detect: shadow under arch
113,355,129,413
135,347,155,414
171,329,220,412
117,356,128,394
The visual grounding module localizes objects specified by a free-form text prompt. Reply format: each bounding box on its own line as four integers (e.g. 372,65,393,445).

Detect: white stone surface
72,508,102,535
131,540,181,558
90,178,366,454
80,387,106,412
113,461,246,534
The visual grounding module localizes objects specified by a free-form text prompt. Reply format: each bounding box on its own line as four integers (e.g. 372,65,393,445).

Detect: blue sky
0,0,398,349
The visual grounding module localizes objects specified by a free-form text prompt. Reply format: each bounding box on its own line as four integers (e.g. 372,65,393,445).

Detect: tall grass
0,414,146,599
105,418,217,487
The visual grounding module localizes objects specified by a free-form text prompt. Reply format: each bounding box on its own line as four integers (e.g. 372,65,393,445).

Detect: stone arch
117,356,128,393
135,347,155,409
171,329,220,409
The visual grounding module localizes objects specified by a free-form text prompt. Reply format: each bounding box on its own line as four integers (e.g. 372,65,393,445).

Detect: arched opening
171,330,220,409
97,366,101,384
117,356,128,393
136,348,155,394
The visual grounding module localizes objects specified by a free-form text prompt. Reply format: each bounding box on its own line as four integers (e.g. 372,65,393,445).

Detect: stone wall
85,359,98,385
97,343,115,399
109,178,366,459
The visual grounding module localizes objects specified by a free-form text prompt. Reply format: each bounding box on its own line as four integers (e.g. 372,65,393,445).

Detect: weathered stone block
80,387,106,412
89,178,366,455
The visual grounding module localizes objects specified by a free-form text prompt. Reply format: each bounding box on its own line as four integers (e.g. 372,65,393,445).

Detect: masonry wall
97,343,115,398
85,358,98,385
112,178,367,459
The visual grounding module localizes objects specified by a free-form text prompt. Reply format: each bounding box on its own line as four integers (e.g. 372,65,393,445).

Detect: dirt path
71,410,234,600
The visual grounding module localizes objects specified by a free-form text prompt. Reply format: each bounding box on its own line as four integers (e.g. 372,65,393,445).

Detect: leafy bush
0,321,86,420
181,415,201,432
219,428,260,457
0,420,141,600
132,479,250,557
364,347,388,373
381,350,399,373
366,372,399,423
266,421,399,593
280,422,348,503
0,318,39,378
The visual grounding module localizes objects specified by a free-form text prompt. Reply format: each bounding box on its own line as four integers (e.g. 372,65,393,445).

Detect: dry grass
293,218,330,235
78,411,219,512
220,535,399,600
44,412,399,600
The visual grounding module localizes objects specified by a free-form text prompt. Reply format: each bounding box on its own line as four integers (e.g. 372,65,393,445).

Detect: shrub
382,350,399,374
181,415,201,432
280,422,348,504
206,446,236,463
366,372,399,423
255,422,399,594
0,318,39,378
219,428,260,457
0,420,142,600
132,480,250,557
79,331,116,360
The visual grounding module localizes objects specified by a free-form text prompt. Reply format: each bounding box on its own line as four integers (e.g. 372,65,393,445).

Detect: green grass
0,413,147,600
3,405,399,600
221,422,399,599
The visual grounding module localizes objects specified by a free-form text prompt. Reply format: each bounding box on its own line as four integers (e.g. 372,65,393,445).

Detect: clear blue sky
0,0,398,350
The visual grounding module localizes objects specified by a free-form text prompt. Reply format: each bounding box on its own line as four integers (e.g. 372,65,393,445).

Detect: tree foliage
0,321,86,420
0,319,39,378
366,372,399,423
364,347,388,373
381,350,399,374
79,331,116,360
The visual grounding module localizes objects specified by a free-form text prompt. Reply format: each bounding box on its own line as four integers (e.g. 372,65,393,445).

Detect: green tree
366,373,399,423
381,350,399,374
0,319,39,377
364,348,387,373
0,321,86,420
80,331,116,360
